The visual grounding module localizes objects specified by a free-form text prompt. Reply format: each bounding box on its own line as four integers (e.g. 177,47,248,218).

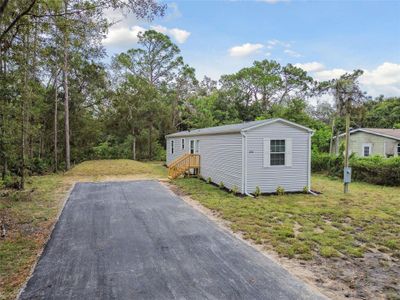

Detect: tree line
1,0,399,189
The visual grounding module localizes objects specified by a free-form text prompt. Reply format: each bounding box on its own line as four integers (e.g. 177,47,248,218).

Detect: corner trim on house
241,131,252,196
308,131,314,192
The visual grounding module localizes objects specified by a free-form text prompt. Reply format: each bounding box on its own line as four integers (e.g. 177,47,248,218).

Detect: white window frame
264,138,292,167
171,140,174,154
362,143,372,157
190,140,195,154
270,139,286,166
181,138,185,150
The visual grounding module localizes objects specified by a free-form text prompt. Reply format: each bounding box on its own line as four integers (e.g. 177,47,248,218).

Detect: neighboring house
165,118,313,195
333,128,400,157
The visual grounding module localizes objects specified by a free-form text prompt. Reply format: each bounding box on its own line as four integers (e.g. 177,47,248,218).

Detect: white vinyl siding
247,122,309,193
167,133,243,192
196,134,242,192
166,138,189,164
166,119,312,194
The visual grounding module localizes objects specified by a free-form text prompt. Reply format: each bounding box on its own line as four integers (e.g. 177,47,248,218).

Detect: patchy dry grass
0,159,167,300
0,175,69,300
173,175,400,299
65,160,167,179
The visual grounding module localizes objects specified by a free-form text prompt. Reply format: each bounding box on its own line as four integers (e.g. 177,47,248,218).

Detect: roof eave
335,128,400,140
241,118,314,133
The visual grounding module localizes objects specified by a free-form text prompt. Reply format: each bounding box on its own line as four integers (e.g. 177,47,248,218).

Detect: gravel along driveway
19,180,325,300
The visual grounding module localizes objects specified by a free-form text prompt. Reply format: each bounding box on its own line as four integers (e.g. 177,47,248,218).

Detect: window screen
363,146,370,157
270,140,285,166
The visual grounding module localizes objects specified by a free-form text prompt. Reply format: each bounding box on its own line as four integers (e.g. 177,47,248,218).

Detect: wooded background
1,0,399,188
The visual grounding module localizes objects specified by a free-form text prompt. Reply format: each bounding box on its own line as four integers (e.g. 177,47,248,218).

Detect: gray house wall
166,137,189,164
166,133,243,193
245,121,310,194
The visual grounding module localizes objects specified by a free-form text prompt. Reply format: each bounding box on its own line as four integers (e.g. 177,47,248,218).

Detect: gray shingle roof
166,118,312,138
363,128,400,140
166,119,272,138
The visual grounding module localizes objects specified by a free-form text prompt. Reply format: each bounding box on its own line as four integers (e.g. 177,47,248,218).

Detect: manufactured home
165,118,314,195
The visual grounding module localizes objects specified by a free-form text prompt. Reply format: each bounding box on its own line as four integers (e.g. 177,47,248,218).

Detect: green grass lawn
0,160,166,300
0,175,67,300
173,175,400,298
174,175,400,260
1,161,398,299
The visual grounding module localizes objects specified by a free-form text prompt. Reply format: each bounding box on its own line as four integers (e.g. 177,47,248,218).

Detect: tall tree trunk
148,125,152,160
21,64,27,190
131,129,136,160
2,158,7,181
329,117,335,154
54,82,58,172
172,94,179,130
62,1,70,170
343,113,350,193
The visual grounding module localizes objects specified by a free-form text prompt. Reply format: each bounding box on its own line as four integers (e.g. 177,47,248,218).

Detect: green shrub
2,175,20,189
28,158,50,175
302,186,309,193
254,186,261,197
312,152,400,186
231,185,239,194
350,155,400,186
276,186,285,195
207,177,212,184
219,181,225,189
311,151,342,176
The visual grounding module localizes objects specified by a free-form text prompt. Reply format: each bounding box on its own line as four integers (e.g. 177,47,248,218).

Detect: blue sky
103,0,400,98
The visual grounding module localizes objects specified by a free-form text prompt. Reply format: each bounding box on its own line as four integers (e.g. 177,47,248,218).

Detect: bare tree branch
0,0,37,45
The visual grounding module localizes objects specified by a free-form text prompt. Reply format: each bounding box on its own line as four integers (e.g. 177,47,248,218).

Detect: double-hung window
270,140,285,166
397,143,400,155
181,138,185,150
362,143,372,157
171,140,174,154
264,138,292,167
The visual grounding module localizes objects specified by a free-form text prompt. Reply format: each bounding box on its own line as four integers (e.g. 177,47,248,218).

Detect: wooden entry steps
168,154,200,179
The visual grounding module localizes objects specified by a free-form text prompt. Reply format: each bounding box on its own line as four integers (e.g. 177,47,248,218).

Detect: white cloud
294,62,325,72
361,62,400,86
267,39,291,48
165,2,182,20
313,68,348,81
104,24,190,47
284,49,301,57
312,62,400,97
151,25,191,44
229,43,264,57
103,25,145,46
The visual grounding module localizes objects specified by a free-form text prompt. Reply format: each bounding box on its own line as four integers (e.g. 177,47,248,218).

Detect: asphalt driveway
20,181,324,300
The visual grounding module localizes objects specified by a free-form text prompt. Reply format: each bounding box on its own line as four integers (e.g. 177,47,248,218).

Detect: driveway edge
160,181,330,300
16,182,77,300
